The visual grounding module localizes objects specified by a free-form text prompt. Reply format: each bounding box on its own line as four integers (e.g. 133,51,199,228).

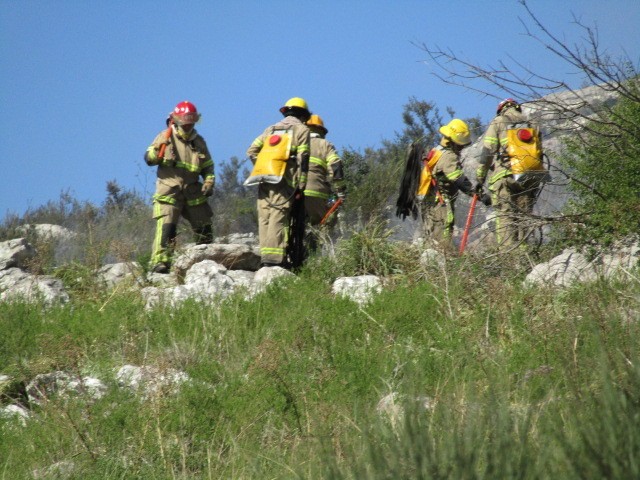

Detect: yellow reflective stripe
151,217,169,264
153,194,176,205
158,160,211,174
327,153,340,163
252,137,264,147
261,247,285,255
309,156,328,169
444,208,455,238
304,189,329,199
204,174,215,180
297,144,310,153
299,174,308,184
484,136,499,145
154,194,207,206
173,161,201,173
489,169,511,185
445,169,463,181
187,197,208,206
146,146,157,160
201,159,213,169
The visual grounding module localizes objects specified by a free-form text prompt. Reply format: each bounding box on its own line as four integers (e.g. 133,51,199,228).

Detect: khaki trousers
491,178,538,248
151,199,213,265
421,197,456,247
257,183,294,264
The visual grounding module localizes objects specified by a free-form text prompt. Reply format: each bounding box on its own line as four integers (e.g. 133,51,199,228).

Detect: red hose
459,194,478,254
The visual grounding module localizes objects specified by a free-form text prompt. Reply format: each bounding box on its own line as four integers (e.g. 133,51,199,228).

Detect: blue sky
1,0,638,219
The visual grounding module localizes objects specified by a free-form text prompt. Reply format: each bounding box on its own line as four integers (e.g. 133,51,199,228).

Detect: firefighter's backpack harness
505,122,549,185
244,128,293,186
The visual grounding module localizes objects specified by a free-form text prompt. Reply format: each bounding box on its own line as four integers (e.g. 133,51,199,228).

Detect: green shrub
558,79,640,245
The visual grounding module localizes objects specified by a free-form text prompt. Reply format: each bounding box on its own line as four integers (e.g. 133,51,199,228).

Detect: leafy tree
560,80,640,243
215,156,247,197
210,156,257,236
342,145,405,221
395,96,449,145
104,180,147,213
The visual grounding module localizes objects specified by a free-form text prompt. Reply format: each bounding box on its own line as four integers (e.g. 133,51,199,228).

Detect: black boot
151,262,170,274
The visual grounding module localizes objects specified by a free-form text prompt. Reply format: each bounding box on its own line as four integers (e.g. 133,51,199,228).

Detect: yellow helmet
439,119,471,146
279,97,310,115
307,114,328,134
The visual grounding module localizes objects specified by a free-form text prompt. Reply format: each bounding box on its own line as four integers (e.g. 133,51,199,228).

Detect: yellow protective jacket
477,106,527,190
145,126,214,207
246,116,310,189
304,133,346,200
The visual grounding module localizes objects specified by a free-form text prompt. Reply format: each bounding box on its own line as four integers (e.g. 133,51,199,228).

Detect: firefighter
420,119,489,246
246,97,311,267
475,98,544,248
304,114,346,225
144,101,215,274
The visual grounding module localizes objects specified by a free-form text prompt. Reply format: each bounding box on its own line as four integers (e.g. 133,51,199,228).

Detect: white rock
419,248,446,268
525,239,640,287
96,262,143,288
0,404,30,427
332,275,382,305
17,224,76,243
0,269,69,305
172,243,261,275
116,364,190,399
26,371,107,405
0,238,35,270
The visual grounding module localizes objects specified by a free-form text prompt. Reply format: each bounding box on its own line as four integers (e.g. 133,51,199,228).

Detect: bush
559,79,640,245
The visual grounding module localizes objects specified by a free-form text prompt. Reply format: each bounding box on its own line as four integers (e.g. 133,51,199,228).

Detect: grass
1,246,639,478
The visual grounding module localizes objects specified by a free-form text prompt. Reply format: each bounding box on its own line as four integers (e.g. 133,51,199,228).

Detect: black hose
395,140,425,220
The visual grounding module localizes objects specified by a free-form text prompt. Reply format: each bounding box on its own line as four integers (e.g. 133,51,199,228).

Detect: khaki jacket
246,116,310,188
477,106,527,189
305,133,345,200
145,126,214,205
424,141,470,203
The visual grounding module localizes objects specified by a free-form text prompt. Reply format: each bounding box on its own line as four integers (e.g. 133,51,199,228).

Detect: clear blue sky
1,0,638,219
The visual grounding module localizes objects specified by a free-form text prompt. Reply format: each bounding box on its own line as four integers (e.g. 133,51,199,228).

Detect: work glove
145,146,162,166
480,193,492,207
474,182,485,195
145,154,160,166
337,191,347,203
201,178,215,197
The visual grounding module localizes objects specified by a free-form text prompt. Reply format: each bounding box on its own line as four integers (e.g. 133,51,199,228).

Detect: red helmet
170,101,201,125
496,98,521,115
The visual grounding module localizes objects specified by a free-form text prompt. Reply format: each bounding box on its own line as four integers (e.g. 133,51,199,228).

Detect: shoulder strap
169,132,183,163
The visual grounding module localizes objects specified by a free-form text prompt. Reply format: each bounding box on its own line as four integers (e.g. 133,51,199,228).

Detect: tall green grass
1,242,639,478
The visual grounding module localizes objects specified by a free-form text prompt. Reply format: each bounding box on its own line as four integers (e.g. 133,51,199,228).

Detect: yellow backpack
417,146,443,199
244,129,292,186
505,122,545,182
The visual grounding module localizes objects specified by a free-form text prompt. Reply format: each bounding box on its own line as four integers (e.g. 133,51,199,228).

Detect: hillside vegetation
1,94,639,478
2,12,640,474
1,240,639,478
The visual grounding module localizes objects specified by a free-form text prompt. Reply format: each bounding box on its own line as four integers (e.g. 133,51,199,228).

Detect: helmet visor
171,112,201,126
